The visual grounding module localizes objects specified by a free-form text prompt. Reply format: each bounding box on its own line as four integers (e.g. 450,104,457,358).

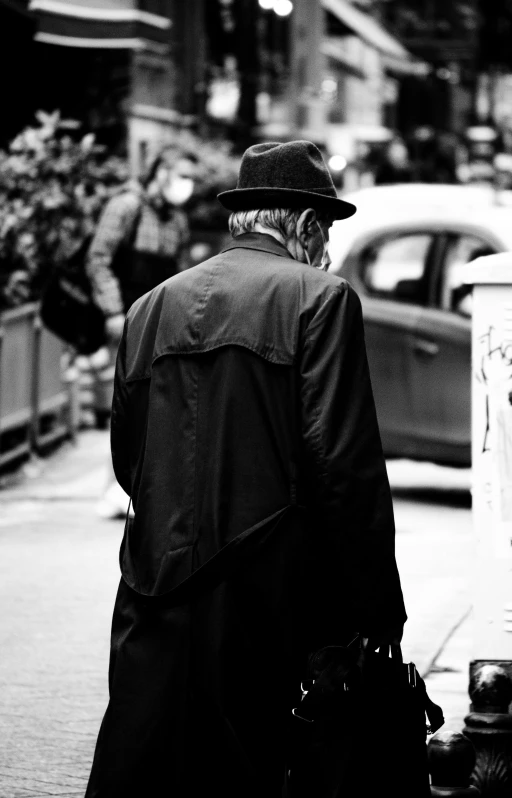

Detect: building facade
1,0,206,175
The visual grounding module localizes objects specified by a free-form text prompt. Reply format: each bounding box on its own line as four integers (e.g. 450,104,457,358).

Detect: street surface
387,459,472,675
0,432,472,798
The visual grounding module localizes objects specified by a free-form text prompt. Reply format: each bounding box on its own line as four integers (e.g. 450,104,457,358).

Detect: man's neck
251,224,306,265
251,223,286,247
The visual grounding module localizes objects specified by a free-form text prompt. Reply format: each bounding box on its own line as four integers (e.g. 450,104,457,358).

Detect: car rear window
361,233,433,304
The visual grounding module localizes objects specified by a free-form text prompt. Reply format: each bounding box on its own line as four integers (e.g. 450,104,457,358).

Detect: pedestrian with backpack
87,144,197,518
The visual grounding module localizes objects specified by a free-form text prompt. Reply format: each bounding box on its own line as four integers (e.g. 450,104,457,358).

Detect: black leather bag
40,237,106,355
287,640,444,798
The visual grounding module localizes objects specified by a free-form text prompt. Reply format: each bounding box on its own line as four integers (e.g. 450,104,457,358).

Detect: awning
322,0,411,59
321,37,367,79
381,53,431,77
28,0,171,51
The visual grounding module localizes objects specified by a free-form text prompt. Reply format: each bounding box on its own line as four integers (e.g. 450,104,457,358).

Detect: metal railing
0,303,77,469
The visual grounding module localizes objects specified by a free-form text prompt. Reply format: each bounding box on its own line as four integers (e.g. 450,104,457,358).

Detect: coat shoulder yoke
124,233,347,382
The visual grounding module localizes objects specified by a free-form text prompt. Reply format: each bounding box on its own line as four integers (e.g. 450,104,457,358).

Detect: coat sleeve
300,280,407,637
86,194,139,317
110,319,132,496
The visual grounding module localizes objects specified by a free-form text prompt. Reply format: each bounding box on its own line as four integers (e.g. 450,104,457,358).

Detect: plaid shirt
86,188,190,317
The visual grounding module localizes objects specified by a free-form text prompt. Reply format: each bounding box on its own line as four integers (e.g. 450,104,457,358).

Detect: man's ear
296,208,317,246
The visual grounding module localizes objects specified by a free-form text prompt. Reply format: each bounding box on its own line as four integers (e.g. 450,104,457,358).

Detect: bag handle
347,635,403,663
378,643,403,663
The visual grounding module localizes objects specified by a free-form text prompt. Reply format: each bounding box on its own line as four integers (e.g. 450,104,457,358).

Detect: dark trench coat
85,233,406,798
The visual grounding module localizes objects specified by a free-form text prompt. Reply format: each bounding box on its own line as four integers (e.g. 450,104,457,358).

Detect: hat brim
217,187,356,220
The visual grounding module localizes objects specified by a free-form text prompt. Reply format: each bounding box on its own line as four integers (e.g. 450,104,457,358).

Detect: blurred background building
2,0,512,184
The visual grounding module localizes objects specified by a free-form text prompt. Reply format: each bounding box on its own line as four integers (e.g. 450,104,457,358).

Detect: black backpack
41,198,142,354
40,235,106,355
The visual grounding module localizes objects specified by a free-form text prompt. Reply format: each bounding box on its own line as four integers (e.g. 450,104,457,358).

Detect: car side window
441,235,496,318
360,233,433,305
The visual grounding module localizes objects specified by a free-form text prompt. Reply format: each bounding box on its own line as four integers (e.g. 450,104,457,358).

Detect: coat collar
221,232,294,260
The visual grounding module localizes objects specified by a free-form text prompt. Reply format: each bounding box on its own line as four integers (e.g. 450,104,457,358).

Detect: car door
339,229,437,458
411,232,497,466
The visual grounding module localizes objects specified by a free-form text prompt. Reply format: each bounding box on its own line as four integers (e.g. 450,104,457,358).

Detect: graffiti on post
475,319,512,525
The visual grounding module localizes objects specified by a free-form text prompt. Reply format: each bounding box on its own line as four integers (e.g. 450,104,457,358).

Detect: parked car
328,184,512,467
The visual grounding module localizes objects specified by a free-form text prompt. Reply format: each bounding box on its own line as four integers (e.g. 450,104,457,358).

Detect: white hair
228,207,335,240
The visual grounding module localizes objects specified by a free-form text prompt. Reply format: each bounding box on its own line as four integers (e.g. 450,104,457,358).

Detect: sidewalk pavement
0,432,119,798
0,432,472,798
385,458,473,732
424,609,472,733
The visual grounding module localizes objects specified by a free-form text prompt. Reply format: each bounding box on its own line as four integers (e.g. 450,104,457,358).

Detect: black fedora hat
218,140,356,220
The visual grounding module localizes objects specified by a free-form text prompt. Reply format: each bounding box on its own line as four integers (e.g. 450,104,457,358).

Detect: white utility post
465,253,512,661
463,253,512,797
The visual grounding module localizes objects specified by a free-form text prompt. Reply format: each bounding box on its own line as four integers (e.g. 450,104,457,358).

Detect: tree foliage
477,0,512,70
376,0,512,70
375,0,478,45
0,111,128,308
0,112,240,308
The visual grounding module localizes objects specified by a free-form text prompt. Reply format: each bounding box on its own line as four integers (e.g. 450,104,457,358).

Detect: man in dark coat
85,140,406,798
